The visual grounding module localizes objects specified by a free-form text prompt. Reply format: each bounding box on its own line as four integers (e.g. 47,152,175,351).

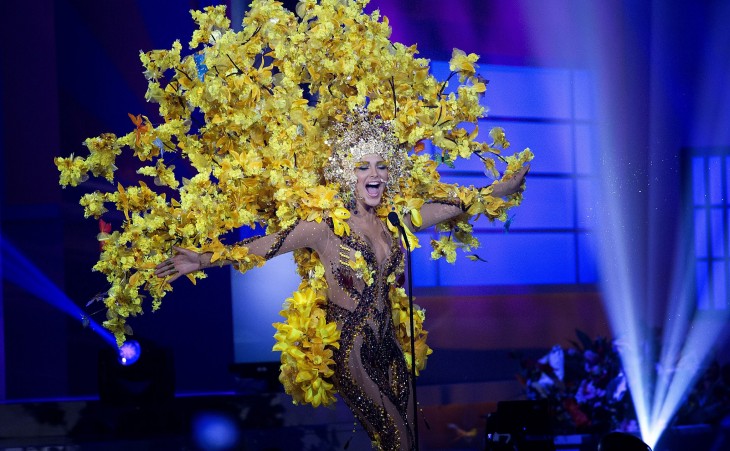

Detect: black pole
388,213,419,450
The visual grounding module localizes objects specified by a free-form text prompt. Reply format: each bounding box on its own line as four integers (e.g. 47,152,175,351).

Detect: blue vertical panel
572,70,595,121
231,255,299,363
440,175,575,230
481,66,573,120
430,63,572,119
412,231,439,287
711,209,724,257
474,121,573,174
427,61,595,288
697,262,710,310
513,177,574,229
693,157,706,205
709,157,722,204
726,156,729,201
578,232,598,284
695,209,708,258
575,125,595,175
437,233,576,285
713,262,726,309
576,179,596,229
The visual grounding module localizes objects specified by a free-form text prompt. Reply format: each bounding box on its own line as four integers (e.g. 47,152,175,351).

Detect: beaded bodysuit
237,202,463,450
240,217,414,450
328,224,413,450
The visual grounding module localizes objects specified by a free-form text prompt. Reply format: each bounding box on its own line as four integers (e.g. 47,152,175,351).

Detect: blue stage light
192,412,239,451
118,340,141,366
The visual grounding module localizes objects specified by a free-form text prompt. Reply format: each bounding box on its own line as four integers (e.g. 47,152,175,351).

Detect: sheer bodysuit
231,202,462,450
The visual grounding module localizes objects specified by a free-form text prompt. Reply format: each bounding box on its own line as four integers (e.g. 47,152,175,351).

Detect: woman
56,2,532,449
154,112,528,450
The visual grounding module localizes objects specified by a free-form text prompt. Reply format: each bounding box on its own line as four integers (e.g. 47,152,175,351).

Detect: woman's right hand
154,246,204,282
491,164,529,198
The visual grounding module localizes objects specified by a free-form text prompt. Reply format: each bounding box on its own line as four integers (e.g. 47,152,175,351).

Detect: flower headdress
324,107,410,198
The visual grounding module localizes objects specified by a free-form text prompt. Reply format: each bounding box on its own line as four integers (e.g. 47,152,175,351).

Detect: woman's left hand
491,164,529,197
154,246,205,282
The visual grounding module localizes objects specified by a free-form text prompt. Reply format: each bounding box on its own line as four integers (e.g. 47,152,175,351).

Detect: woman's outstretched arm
155,219,331,282
405,164,529,232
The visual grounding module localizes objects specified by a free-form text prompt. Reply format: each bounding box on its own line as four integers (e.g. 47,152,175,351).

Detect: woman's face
354,153,389,209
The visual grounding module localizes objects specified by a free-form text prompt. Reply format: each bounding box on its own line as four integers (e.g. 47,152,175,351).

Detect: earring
344,188,357,214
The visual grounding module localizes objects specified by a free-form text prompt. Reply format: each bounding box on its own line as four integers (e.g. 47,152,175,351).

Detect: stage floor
1,394,727,450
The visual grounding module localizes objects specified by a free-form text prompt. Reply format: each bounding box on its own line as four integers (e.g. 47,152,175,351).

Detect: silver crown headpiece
324,108,408,196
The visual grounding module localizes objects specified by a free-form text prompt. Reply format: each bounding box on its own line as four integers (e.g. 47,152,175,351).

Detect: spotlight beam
0,235,116,347
593,150,729,449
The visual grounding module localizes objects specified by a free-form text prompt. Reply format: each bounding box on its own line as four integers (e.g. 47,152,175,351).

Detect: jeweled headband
324,108,409,195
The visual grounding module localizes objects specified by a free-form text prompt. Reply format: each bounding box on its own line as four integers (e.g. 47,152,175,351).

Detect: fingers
512,165,529,193
153,246,200,282
517,164,530,178
154,257,178,277
520,165,529,190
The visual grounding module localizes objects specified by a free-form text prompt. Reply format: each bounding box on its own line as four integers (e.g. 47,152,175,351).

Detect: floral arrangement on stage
676,359,730,426
56,0,532,407
514,330,637,434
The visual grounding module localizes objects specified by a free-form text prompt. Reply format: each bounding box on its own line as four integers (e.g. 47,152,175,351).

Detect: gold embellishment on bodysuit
339,244,374,286
339,244,351,264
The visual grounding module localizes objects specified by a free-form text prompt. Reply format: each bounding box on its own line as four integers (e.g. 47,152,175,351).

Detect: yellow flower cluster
273,287,339,407
389,286,433,376
55,0,532,405
268,248,343,405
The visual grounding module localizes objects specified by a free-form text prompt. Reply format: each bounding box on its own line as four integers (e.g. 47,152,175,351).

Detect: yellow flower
303,185,338,211
431,236,457,263
83,133,122,182
55,154,89,187
331,207,350,236
189,5,230,49
489,127,510,149
392,195,425,229
272,287,339,407
449,48,479,79
389,286,432,375
343,250,374,286
137,159,179,189
385,211,420,249
79,191,110,218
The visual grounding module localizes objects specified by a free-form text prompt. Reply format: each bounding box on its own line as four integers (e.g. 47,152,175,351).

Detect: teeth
365,182,381,197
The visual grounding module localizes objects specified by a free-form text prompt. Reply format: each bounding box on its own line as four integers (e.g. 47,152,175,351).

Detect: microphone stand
388,212,419,451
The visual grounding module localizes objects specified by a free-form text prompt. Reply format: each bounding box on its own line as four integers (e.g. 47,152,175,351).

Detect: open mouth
365,181,382,198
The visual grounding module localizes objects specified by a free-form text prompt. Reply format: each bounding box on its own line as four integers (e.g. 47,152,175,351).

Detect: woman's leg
334,331,414,451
